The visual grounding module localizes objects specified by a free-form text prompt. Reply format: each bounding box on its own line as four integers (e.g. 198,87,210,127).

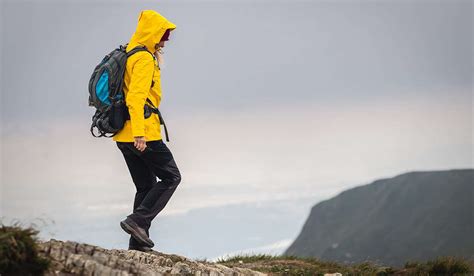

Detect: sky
0,0,472,259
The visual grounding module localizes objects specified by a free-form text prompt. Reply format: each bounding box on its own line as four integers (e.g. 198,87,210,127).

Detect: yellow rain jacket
113,10,176,142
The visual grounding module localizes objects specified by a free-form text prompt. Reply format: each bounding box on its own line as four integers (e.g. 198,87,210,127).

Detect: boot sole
120,220,154,247
128,247,154,252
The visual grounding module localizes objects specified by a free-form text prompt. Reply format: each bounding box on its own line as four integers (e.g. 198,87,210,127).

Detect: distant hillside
284,169,474,267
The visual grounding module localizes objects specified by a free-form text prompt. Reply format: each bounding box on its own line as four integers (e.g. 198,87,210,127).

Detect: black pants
116,139,181,248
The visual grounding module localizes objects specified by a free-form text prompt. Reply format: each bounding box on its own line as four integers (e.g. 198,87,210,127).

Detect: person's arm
126,53,154,150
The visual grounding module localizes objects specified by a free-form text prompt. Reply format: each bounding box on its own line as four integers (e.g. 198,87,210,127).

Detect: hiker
113,10,181,252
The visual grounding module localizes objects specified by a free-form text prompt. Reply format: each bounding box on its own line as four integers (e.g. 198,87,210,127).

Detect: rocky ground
37,239,266,276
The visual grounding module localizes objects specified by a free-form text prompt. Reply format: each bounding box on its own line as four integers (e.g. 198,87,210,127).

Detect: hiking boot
128,245,154,252
120,217,154,248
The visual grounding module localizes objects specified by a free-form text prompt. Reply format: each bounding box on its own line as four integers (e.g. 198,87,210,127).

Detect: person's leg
128,140,181,230
116,142,156,248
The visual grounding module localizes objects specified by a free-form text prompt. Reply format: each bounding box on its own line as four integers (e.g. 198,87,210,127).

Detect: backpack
88,44,169,141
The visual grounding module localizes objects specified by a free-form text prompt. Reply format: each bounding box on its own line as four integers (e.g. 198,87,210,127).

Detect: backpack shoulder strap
145,98,170,142
124,45,168,141
126,45,156,78
126,45,154,58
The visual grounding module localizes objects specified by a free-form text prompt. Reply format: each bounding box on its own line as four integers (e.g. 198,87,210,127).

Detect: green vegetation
216,253,473,276
404,256,473,275
0,222,50,276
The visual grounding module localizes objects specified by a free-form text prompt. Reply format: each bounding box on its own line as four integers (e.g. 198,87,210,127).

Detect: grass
404,256,473,275
0,221,51,276
215,253,387,275
215,253,473,276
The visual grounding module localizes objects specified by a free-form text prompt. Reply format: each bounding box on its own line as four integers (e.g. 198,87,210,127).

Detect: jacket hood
128,10,176,53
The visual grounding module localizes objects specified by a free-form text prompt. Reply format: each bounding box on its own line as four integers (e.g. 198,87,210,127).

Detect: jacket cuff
129,112,145,137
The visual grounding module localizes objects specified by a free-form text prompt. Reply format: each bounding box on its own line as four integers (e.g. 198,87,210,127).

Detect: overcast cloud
1,0,472,257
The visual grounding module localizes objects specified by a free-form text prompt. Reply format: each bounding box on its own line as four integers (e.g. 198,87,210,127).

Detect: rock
38,239,266,276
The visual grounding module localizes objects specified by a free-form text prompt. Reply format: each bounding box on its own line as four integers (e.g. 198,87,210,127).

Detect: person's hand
134,136,147,152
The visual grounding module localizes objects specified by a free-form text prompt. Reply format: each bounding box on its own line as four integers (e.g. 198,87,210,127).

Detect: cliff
284,169,474,266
